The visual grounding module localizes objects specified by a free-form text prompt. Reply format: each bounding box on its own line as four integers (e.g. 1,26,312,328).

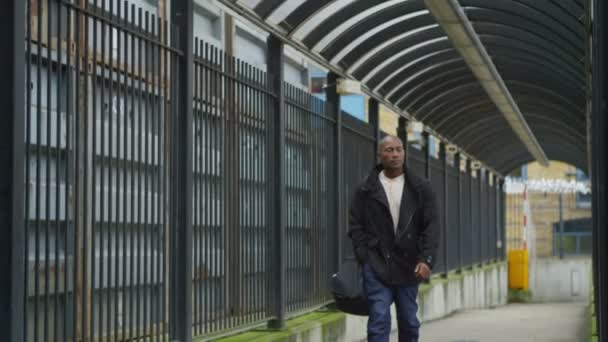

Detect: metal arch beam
406,63,583,115
433,98,584,134
491,144,588,174
494,61,584,97
238,0,264,10
409,70,583,117
481,39,584,82
478,142,586,176
387,66,472,104
469,13,584,54
479,35,582,76
326,9,434,63
412,82,486,121
263,1,307,26
460,126,584,157
461,0,585,43
441,106,585,140
347,24,442,76
464,8,583,53
277,1,328,32
388,44,583,105
371,48,461,94
350,25,446,80
430,101,584,142
453,119,586,150
549,0,585,18
472,23,582,67
369,39,455,91
507,82,584,113
289,0,371,42
490,47,584,86
310,0,416,53
433,106,585,140
415,80,584,126
493,148,586,175
376,33,583,100
468,128,586,160
387,54,582,114
406,74,479,111
461,1,584,50
374,50,465,100
384,58,467,101
490,46,584,86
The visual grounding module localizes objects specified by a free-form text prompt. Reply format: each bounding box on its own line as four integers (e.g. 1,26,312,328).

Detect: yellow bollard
508,249,529,290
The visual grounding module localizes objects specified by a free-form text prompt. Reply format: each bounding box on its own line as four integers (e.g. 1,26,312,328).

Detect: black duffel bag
330,257,368,316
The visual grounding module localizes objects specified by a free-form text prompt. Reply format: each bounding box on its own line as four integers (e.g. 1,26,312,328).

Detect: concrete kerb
207,261,507,342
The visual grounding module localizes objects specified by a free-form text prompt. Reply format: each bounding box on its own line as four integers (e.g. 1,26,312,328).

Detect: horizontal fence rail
18,0,506,340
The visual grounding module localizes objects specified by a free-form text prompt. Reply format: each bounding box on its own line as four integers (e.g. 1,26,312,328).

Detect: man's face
379,138,404,171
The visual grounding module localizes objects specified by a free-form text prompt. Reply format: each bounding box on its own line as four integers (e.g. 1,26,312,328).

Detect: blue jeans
362,263,420,342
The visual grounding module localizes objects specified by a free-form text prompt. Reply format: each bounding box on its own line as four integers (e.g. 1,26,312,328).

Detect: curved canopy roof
229,0,588,174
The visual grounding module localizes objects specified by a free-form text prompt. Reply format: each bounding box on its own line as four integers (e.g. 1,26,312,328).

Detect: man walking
348,135,440,342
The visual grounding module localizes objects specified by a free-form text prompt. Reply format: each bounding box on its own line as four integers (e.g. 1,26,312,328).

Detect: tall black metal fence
18,0,506,341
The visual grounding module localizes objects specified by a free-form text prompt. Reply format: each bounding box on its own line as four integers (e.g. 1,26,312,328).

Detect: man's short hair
377,135,403,153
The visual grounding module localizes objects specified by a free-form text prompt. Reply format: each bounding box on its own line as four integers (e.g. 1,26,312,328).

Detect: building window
194,1,222,46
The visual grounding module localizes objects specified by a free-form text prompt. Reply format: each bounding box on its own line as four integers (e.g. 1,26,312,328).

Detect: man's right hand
414,262,431,280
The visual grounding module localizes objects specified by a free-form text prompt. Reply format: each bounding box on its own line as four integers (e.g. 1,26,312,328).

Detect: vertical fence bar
0,0,26,340
486,171,496,262
468,159,474,265
55,2,63,340
501,178,507,260
495,175,499,261
267,34,285,329
591,1,607,327
114,4,123,340
128,4,137,340
440,142,448,274
397,117,408,166
479,168,484,264
35,0,43,339
423,132,430,180
456,152,462,270
327,72,342,274
368,99,380,161
44,2,52,340
170,0,193,340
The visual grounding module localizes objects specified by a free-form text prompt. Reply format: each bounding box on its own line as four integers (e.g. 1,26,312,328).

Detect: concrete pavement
391,302,587,342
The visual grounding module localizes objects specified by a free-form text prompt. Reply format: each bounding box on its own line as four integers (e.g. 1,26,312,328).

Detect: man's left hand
415,262,431,280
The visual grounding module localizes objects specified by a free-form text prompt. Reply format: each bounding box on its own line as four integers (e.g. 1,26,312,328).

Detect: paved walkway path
391,302,588,342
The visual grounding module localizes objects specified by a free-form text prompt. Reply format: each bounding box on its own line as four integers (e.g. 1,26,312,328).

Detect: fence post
456,152,462,271
499,178,506,260
170,0,193,340
479,169,484,265
397,117,408,166
591,0,607,333
495,175,500,261
369,99,380,162
468,159,475,265
327,72,343,274
0,0,25,340
440,142,448,274
267,35,286,329
423,132,431,180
